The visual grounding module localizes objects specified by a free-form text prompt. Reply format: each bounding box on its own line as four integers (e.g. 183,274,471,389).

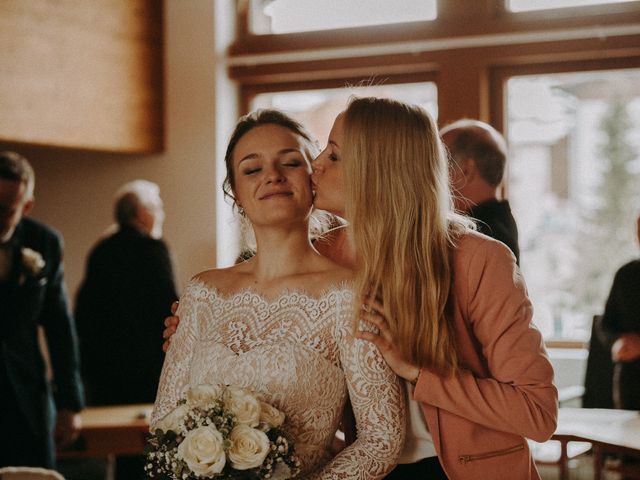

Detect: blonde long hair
343,97,471,375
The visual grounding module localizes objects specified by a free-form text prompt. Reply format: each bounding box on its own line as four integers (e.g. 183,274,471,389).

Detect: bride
150,110,405,478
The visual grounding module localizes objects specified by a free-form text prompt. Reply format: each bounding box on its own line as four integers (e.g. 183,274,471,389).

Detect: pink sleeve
412,239,558,442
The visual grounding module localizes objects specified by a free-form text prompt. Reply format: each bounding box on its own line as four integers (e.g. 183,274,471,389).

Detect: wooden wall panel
0,0,163,153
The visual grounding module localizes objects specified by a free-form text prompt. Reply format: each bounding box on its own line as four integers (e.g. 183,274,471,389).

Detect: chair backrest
0,467,65,480
581,314,614,408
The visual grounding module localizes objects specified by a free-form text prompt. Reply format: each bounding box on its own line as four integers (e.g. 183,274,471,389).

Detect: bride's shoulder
189,263,250,293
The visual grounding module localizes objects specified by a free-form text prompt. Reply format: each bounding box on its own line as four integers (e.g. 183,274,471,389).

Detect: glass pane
251,82,437,147
506,69,640,341
507,0,636,12
250,0,437,35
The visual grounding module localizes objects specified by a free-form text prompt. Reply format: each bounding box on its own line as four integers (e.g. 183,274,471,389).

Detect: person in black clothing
441,119,520,264
75,180,178,479
600,214,640,411
0,151,84,469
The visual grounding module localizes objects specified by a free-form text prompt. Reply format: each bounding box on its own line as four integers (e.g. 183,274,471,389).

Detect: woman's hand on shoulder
162,300,180,353
355,296,420,383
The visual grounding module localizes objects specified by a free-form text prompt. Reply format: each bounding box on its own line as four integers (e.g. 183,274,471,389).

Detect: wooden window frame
232,0,640,55
240,72,438,117
229,1,640,347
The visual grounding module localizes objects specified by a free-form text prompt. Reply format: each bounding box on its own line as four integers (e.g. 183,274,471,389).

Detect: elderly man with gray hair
441,119,520,264
75,179,178,479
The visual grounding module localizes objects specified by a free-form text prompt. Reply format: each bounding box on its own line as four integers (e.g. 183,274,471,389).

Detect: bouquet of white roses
145,385,300,479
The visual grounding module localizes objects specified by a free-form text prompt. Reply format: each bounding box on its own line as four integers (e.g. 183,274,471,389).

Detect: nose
264,164,286,183
311,152,325,173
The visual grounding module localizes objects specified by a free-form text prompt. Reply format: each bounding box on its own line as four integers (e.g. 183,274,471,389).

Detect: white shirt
398,380,438,463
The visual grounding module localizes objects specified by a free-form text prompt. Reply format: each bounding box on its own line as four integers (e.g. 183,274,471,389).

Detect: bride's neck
250,225,318,281
315,225,357,270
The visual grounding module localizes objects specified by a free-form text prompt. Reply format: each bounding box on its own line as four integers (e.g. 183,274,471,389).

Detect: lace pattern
152,279,405,478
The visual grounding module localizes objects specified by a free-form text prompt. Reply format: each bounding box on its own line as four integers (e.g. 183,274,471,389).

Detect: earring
237,205,245,216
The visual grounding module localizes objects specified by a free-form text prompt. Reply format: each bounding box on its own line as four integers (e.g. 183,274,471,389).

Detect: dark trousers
385,457,448,479
115,456,146,480
0,378,54,469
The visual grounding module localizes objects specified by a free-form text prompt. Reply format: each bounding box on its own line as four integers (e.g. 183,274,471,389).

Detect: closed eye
243,168,261,175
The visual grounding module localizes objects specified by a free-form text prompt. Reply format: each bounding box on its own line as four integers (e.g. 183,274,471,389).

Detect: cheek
331,169,345,195
232,179,252,205
294,172,314,204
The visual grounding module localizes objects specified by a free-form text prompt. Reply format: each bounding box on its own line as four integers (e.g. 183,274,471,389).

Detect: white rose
228,424,270,470
21,248,45,275
177,425,226,476
154,404,189,432
224,387,261,427
186,384,223,409
259,401,285,428
271,462,293,480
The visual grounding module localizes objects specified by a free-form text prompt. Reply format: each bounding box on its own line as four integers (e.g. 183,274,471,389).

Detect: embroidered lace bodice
152,279,405,479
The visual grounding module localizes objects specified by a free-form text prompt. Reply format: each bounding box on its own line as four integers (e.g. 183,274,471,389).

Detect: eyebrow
238,148,302,164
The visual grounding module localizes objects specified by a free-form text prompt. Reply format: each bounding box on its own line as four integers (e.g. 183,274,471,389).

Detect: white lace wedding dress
151,279,405,479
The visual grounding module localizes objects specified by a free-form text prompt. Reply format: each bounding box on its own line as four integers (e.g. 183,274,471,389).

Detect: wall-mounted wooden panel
0,0,163,153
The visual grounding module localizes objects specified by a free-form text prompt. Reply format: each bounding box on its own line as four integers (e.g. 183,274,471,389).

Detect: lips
259,191,293,200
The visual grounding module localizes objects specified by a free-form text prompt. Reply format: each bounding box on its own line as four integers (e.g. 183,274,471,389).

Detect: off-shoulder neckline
187,277,353,304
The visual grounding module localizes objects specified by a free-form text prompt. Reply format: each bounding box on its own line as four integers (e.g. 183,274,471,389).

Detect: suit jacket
75,225,178,405
600,259,640,342
468,199,520,264
413,232,557,480
0,217,84,438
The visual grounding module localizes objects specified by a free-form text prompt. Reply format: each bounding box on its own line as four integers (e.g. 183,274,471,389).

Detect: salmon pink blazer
413,232,558,480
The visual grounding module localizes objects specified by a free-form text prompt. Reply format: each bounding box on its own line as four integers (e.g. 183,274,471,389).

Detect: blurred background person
441,119,520,264
600,213,640,411
75,179,178,480
0,151,84,469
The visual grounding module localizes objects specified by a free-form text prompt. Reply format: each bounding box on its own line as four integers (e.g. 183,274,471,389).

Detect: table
60,405,640,479
551,407,640,480
57,404,153,458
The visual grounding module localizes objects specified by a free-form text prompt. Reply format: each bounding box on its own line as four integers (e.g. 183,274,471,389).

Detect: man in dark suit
600,213,640,411
76,180,178,406
442,119,520,264
0,151,84,469
75,179,177,479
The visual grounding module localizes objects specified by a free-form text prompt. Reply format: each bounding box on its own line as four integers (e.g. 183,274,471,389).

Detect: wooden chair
531,315,611,479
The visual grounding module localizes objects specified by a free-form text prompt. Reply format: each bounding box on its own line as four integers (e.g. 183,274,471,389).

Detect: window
251,82,437,145
249,0,437,35
507,0,637,12
229,0,640,346
506,68,640,341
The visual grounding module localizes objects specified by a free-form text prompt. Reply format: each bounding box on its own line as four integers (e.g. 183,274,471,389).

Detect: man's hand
55,409,81,448
612,333,640,362
162,301,180,353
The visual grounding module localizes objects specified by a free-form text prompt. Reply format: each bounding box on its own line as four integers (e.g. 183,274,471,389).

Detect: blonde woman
164,99,557,479
316,97,556,480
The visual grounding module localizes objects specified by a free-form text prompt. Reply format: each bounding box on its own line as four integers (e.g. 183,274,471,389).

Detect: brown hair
0,151,35,199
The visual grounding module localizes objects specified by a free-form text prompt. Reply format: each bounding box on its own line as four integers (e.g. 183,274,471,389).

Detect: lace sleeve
309,292,406,479
149,283,199,429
